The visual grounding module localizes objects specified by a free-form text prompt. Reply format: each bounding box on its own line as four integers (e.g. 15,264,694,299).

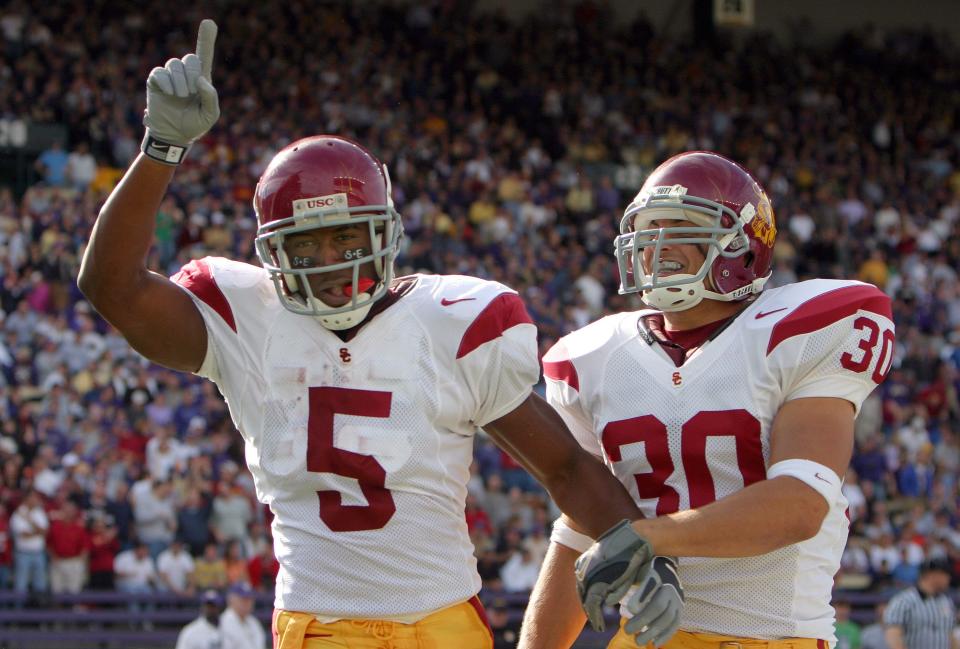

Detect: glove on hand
575,520,654,632
623,556,684,647
142,19,220,164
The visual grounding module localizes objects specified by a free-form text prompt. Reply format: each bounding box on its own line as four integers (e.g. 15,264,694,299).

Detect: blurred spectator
209,478,252,547
223,539,248,587
0,503,11,589
33,141,68,187
175,589,223,649
177,489,211,557
11,489,49,596
133,478,177,558
834,600,861,649
46,499,89,594
87,515,120,590
219,582,265,649
114,541,157,597
157,538,195,596
65,142,96,193
246,539,278,593
488,597,520,649
192,542,227,591
860,603,889,649
499,545,540,593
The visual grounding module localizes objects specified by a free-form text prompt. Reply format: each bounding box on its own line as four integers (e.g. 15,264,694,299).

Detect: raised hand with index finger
141,19,220,165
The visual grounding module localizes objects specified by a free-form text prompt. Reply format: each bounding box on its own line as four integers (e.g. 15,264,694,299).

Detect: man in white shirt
176,589,224,649
219,583,265,649
115,542,158,621
157,539,195,595
11,490,49,596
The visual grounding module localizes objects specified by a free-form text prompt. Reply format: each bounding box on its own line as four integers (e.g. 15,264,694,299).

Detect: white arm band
766,459,843,506
550,516,595,553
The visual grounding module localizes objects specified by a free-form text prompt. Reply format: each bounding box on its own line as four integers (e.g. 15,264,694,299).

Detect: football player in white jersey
520,151,895,649
79,20,660,649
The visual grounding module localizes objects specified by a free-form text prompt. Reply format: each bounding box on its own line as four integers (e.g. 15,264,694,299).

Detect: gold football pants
272,596,493,649
608,622,830,649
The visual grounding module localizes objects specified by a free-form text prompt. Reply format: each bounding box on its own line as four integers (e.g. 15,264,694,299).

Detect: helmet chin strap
311,292,375,330
642,274,707,312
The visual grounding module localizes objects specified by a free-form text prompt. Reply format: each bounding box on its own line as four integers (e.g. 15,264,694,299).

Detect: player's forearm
518,542,587,649
544,450,643,538
632,476,828,557
78,154,175,307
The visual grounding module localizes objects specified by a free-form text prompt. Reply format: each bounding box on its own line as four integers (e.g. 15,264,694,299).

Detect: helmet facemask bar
614,193,751,304
254,203,402,319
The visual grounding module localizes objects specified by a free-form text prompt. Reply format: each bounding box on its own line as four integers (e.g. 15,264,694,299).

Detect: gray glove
575,520,654,632
141,19,220,165
623,556,684,647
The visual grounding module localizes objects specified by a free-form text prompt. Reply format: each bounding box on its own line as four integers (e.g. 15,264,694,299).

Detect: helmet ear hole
743,251,755,268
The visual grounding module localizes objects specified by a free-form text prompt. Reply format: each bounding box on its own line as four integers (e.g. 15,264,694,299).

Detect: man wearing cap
220,582,265,649
884,557,958,649
176,589,223,649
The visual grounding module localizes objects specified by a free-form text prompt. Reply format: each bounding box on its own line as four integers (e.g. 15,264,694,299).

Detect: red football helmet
613,151,776,311
253,136,403,329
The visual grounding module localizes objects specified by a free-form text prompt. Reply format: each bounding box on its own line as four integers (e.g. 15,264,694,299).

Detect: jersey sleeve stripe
542,342,580,391
456,292,534,359
766,284,891,355
170,258,238,334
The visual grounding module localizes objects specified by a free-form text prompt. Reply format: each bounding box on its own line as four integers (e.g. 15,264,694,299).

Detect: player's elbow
785,490,830,544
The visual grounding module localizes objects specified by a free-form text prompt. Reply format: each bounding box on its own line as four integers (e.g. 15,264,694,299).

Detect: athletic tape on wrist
550,516,595,553
141,133,190,165
766,458,842,505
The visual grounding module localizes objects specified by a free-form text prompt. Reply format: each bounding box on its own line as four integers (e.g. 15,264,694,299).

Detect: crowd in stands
1,0,960,636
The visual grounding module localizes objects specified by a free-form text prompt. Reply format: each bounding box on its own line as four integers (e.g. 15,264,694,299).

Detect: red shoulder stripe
456,293,533,359
767,284,891,355
170,259,237,334
542,342,580,392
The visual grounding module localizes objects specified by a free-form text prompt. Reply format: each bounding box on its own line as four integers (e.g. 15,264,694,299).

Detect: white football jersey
171,257,539,620
544,279,894,641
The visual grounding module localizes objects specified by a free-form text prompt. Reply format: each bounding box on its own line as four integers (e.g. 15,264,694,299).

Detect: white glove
141,19,220,165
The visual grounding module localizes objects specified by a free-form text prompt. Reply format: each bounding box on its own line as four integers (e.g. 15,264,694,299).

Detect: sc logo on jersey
672,371,682,386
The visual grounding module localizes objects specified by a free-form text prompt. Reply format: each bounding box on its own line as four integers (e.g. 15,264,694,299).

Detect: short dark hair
920,557,952,575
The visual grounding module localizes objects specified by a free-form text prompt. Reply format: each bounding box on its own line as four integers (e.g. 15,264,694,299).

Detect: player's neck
661,299,747,332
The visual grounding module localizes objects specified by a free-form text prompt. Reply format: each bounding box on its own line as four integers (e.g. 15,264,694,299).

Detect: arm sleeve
456,293,540,427
543,340,603,458
780,310,895,416
170,258,252,419
545,376,603,458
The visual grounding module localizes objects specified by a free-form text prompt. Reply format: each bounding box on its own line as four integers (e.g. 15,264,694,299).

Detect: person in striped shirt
884,557,957,649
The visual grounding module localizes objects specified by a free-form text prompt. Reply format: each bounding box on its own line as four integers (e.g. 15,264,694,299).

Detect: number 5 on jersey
307,387,396,532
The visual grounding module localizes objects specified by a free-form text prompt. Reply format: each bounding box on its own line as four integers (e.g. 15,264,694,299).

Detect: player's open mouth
655,260,684,276
313,278,375,305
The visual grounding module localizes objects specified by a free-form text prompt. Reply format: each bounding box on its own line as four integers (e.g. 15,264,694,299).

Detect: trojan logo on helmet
253,135,404,330
613,151,777,312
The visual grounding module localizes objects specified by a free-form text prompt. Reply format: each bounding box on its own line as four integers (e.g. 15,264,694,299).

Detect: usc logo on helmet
750,197,776,248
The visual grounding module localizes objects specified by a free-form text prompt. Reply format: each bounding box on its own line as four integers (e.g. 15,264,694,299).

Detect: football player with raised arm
520,152,895,649
78,20,660,649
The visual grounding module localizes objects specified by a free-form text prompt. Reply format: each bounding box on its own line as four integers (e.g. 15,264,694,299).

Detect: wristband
141,133,190,165
550,516,594,553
